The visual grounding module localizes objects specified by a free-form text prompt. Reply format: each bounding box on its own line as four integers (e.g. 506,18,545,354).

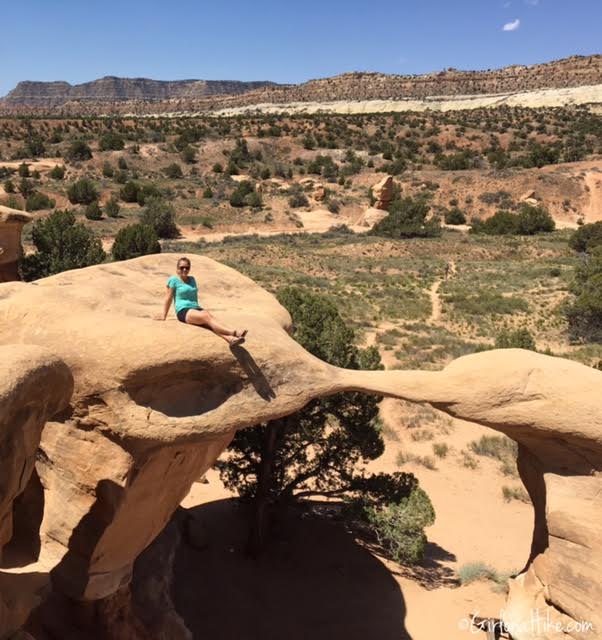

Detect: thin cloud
502,18,521,31
503,1,511,7
525,0,539,5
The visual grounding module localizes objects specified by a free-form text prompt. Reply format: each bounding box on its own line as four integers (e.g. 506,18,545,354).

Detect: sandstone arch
0,254,599,640
0,345,73,635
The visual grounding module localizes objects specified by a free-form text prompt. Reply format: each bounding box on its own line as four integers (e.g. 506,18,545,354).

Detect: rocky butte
0,254,600,639
1,54,600,116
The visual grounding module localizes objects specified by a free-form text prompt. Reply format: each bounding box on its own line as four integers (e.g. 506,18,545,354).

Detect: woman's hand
153,315,166,321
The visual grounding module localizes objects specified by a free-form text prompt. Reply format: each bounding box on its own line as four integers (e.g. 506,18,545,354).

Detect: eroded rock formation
336,351,602,640
0,345,72,635
0,254,600,640
0,255,336,609
371,175,394,210
0,208,32,283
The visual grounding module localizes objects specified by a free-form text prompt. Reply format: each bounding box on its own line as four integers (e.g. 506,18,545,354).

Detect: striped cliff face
2,54,601,115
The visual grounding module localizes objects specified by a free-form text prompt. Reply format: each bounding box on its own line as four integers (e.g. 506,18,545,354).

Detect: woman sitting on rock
156,256,247,346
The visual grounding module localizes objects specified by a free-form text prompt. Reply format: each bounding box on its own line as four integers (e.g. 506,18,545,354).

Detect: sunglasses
178,265,190,271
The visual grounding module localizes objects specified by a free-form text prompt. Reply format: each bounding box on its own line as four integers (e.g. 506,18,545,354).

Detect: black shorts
177,307,202,323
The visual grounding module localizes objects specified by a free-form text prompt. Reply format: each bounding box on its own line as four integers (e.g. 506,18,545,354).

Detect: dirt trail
584,170,602,222
429,260,456,323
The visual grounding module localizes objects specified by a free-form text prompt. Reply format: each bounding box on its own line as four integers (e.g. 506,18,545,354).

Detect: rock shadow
174,498,411,640
1,468,45,569
230,345,276,401
387,541,458,589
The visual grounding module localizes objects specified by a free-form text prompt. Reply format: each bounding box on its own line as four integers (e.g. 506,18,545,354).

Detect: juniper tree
218,286,434,562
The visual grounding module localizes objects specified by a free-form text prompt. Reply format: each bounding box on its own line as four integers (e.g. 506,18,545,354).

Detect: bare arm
156,287,175,320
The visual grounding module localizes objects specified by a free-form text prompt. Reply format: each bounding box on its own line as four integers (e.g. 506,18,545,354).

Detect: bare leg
184,309,246,344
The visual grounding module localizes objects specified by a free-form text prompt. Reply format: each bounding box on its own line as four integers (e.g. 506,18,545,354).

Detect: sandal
229,329,248,346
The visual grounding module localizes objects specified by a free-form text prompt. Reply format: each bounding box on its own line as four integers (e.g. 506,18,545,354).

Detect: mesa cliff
1,77,278,108
0,254,600,639
1,54,600,115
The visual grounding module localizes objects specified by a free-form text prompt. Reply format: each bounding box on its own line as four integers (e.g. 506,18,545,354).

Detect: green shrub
99,132,124,151
471,210,518,235
469,435,517,461
568,221,602,254
119,180,141,203
104,196,120,218
471,205,554,236
229,180,255,207
84,201,103,220
66,140,92,162
18,163,30,178
434,150,474,170
371,196,441,239
433,443,449,458
502,485,531,503
355,486,435,565
288,193,309,208
102,161,114,178
202,187,213,199
180,145,197,164
67,178,98,205
457,562,498,585
163,163,183,179
19,209,105,281
444,207,466,225
139,197,178,239
3,179,15,193
25,191,55,212
112,223,161,261
49,165,65,180
3,195,22,210
495,328,536,350
460,451,479,469
244,191,263,208
516,204,555,235
136,183,162,206
565,248,602,342
18,178,34,198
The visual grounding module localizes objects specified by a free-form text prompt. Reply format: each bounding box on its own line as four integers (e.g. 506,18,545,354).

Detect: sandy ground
167,207,366,247
584,168,602,221
0,158,63,171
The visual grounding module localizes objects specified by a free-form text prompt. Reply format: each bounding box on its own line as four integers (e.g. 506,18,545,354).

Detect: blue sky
1,0,600,97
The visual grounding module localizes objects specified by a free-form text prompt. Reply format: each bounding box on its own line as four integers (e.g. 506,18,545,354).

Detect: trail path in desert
584,169,602,221
429,259,456,323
